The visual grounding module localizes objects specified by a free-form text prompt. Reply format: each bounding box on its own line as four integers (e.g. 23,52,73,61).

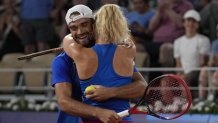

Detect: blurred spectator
0,0,24,60
188,0,210,11
56,1,71,44
73,0,102,11
101,0,117,4
198,25,218,101
20,0,58,54
159,43,174,68
145,0,192,80
200,0,218,41
127,0,154,51
0,2,3,13
118,0,130,16
73,0,116,11
149,0,193,43
73,0,117,12
73,0,87,5
87,0,101,11
49,0,67,48
50,0,67,25
174,10,210,98
149,0,158,8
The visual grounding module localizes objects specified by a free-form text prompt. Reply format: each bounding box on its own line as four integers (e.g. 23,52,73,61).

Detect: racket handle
117,110,129,118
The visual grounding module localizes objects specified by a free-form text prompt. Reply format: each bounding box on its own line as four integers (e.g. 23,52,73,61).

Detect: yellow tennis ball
85,85,95,93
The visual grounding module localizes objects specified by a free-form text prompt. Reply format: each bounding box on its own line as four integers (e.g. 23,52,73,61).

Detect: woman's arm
63,34,85,61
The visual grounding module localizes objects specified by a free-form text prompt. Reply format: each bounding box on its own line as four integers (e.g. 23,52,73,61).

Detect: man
200,0,218,41
52,5,146,123
149,0,193,43
146,0,193,80
198,24,218,101
174,9,210,98
20,0,64,53
127,0,154,43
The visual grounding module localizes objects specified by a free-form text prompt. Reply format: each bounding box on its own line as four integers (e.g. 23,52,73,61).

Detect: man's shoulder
53,52,74,66
64,34,73,41
196,34,210,42
146,9,155,16
180,0,193,8
175,35,186,42
127,11,138,17
212,39,218,46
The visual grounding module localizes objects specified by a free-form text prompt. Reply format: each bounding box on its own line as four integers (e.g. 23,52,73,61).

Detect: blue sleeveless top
80,44,133,122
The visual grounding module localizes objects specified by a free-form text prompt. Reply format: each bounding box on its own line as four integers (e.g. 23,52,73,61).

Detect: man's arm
63,35,87,62
199,54,209,67
175,57,184,76
208,54,218,67
111,71,147,98
85,72,147,101
52,54,120,123
148,10,161,33
55,82,121,123
175,57,182,68
165,9,183,28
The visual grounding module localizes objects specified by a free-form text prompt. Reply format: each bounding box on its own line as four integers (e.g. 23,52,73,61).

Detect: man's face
68,18,94,47
132,0,147,13
184,18,199,33
4,0,13,13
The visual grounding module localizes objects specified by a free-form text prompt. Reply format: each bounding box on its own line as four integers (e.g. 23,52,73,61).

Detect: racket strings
145,76,189,118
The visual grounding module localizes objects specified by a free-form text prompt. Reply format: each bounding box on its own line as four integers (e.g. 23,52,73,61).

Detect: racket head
132,74,192,120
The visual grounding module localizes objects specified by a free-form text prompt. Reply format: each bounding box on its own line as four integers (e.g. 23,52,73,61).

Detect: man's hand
177,72,185,79
85,85,115,102
158,0,173,11
96,108,121,123
5,15,13,24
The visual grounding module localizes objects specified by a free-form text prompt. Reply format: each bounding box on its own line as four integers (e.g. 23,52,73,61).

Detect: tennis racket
17,47,63,60
16,41,130,61
118,74,192,120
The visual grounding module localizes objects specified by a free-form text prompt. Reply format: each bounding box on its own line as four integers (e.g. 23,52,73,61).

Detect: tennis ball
85,85,96,93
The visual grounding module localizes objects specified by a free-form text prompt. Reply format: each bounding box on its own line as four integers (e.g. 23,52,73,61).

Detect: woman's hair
94,4,131,44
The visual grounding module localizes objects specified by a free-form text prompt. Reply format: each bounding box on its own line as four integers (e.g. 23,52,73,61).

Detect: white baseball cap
183,10,201,22
65,5,93,25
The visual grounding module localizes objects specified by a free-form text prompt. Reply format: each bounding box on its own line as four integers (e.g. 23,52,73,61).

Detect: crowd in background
0,0,218,102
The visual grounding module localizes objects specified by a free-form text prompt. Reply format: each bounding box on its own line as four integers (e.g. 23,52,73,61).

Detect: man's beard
74,33,95,48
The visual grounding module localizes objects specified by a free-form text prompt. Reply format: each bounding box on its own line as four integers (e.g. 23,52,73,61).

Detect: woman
0,0,24,60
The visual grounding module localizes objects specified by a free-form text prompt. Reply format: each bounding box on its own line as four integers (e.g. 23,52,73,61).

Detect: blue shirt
127,10,155,28
51,52,81,123
21,0,53,19
80,44,133,122
212,39,218,53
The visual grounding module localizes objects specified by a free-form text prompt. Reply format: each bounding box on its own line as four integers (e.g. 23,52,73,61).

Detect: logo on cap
65,5,93,25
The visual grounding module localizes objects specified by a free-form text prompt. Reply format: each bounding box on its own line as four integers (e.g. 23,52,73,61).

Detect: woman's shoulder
117,41,136,58
64,34,74,41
